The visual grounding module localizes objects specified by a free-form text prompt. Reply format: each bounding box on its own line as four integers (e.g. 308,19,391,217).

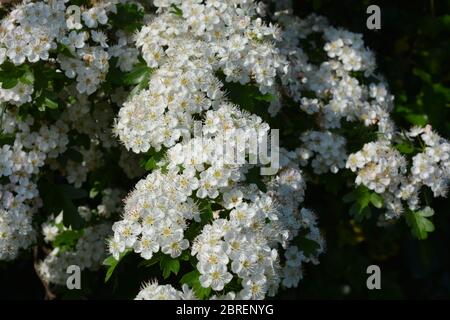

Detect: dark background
1,0,449,299
281,0,450,299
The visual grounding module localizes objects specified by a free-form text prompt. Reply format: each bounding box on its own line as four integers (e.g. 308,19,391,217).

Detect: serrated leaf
160,255,180,279
144,157,158,171
180,270,200,285
180,270,211,300
405,210,435,240
103,249,132,283
142,149,165,171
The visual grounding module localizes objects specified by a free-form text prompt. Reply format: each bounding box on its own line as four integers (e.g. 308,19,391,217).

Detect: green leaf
395,143,416,154
253,93,275,102
180,270,199,286
0,62,30,89
0,133,15,146
180,251,190,261
142,148,165,171
103,249,132,283
43,97,59,109
128,66,152,96
404,114,428,126
19,68,34,85
198,199,214,224
138,253,161,268
89,183,101,199
180,270,211,300
347,186,374,221
418,206,435,217
53,229,84,250
57,43,76,58
144,157,158,171
370,193,384,209
169,4,183,16
412,68,432,84
124,63,152,86
1,78,18,89
160,255,180,279
405,209,435,240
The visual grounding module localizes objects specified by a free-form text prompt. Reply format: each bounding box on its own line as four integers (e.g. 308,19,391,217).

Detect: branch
33,246,57,300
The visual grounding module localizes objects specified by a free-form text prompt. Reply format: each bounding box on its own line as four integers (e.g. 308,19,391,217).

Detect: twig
33,246,57,300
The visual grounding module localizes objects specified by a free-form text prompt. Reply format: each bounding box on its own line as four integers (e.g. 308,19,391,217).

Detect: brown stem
33,246,57,300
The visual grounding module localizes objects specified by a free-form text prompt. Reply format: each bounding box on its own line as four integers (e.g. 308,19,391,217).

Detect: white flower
284,246,304,267
199,264,233,291
42,223,59,242
240,275,267,300
134,235,160,260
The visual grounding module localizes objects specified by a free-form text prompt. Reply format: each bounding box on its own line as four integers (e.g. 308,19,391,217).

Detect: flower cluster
273,9,394,129
261,3,449,223
296,131,347,174
0,0,139,101
77,188,124,221
0,1,143,261
115,0,289,154
264,7,396,178
136,281,196,300
111,152,323,299
346,126,449,218
38,220,112,285
38,183,126,286
0,109,68,260
111,0,324,300
1,0,447,301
